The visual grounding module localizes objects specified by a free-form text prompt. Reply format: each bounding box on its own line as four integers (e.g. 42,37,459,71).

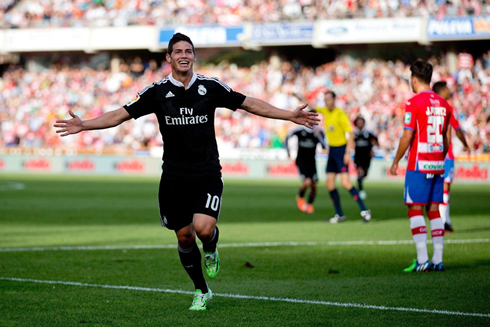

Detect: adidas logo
166,91,175,98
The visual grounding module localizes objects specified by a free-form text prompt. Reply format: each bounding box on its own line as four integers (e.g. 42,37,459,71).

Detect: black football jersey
354,129,377,158
124,72,246,178
285,127,327,165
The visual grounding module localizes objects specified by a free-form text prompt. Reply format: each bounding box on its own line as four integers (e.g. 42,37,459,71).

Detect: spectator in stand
1,52,489,157
2,0,489,28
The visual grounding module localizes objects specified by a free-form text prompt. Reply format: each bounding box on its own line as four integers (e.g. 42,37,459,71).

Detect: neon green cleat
204,249,221,278
403,259,431,272
189,288,212,311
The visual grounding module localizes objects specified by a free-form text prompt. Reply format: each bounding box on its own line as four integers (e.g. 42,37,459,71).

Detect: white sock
441,190,451,225
429,211,445,265
409,210,428,264
439,204,448,224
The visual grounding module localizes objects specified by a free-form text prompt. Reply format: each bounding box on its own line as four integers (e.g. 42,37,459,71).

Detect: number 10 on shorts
205,193,220,211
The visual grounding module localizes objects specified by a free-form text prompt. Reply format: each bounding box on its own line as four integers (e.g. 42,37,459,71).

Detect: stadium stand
1,0,489,28
1,51,489,156
0,2,488,158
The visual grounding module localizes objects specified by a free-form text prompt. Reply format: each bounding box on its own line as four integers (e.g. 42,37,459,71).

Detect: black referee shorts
158,175,223,231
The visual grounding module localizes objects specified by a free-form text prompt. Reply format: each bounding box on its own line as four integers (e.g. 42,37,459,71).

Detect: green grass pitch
0,174,489,326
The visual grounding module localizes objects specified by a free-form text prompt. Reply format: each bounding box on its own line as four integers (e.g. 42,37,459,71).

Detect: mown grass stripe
1,277,489,318
1,238,489,252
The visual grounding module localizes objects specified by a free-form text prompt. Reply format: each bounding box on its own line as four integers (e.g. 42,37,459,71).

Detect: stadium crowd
1,0,489,28
1,49,489,157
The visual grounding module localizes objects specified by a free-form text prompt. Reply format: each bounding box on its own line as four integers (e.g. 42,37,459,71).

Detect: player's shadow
441,259,490,271
451,226,490,234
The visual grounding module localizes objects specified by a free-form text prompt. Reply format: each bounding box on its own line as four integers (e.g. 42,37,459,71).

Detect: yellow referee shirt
316,107,352,147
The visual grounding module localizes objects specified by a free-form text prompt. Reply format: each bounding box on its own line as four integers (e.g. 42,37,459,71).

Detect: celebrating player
353,116,378,200
317,91,372,223
54,33,320,310
284,121,327,214
432,81,470,232
390,60,456,272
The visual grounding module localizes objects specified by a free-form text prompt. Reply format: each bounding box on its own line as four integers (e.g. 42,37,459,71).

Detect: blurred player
390,60,456,272
317,91,371,223
432,81,470,232
54,33,320,310
353,116,378,200
284,121,327,214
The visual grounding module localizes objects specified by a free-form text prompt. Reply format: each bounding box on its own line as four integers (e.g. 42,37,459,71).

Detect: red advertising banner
115,159,145,173
268,161,297,176
23,158,51,171
221,161,249,175
67,159,95,172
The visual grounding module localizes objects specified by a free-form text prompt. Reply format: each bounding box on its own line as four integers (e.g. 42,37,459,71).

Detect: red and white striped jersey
403,91,455,174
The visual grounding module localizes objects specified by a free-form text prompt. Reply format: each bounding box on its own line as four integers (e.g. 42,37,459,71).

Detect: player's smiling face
167,41,196,74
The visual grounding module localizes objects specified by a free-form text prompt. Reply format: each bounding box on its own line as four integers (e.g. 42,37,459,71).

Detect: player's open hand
54,110,83,136
291,104,320,129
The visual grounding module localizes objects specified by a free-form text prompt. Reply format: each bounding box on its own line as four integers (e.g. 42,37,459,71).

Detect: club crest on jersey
126,94,140,106
404,112,412,124
198,85,207,96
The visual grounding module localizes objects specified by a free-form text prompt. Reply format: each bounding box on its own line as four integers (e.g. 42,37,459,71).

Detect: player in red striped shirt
390,60,456,272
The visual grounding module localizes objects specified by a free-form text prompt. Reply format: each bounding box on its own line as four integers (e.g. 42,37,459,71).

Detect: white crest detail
198,85,207,96
166,91,175,98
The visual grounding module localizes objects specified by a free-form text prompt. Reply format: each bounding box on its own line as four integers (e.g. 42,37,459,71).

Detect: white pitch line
1,277,489,318
1,239,489,253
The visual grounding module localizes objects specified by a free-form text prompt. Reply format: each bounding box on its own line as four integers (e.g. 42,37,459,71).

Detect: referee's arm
239,96,320,128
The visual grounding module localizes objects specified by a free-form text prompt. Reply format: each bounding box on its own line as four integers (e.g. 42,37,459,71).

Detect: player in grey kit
54,33,320,311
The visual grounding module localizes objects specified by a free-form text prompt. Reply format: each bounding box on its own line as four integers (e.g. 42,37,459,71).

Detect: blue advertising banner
158,26,243,48
250,23,313,44
427,16,490,40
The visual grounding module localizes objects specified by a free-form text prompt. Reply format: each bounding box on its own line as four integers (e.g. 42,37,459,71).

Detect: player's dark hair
167,33,195,55
354,116,365,126
432,81,448,95
410,60,433,85
325,90,336,99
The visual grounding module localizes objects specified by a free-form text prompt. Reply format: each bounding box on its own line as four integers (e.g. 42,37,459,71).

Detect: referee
316,91,371,223
54,33,320,311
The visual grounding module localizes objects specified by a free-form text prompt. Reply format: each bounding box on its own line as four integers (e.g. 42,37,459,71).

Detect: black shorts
297,162,318,182
158,175,224,231
354,156,371,172
326,145,348,174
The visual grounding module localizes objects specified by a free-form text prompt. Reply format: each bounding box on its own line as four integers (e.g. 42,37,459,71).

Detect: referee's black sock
178,243,208,293
329,189,344,216
349,187,367,211
203,226,219,254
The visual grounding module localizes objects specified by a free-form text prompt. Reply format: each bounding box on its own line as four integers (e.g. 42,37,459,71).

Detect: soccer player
432,81,470,232
54,33,320,310
316,91,371,223
353,116,378,200
284,122,327,214
390,60,456,272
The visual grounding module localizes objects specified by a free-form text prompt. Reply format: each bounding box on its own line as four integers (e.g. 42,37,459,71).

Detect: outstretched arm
54,107,131,137
240,96,320,128
390,129,413,175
